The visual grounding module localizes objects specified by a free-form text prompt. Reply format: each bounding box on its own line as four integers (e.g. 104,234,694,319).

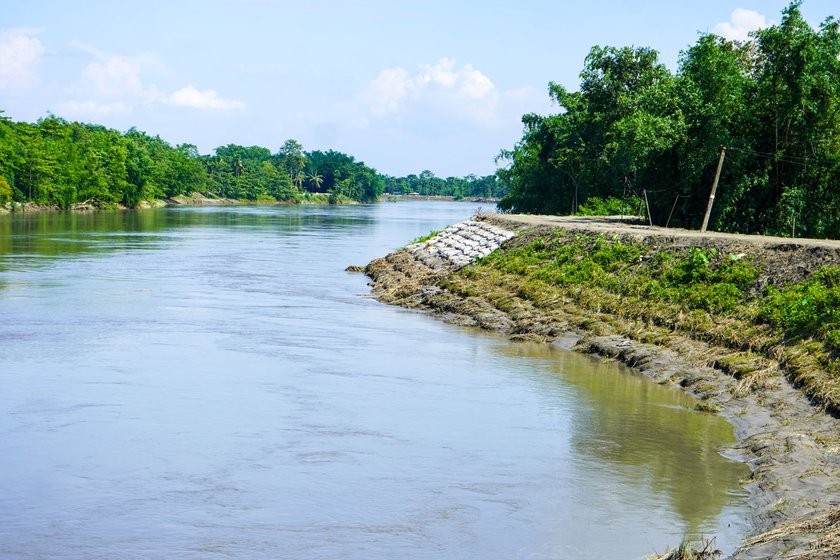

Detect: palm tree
309,172,324,192
294,171,306,190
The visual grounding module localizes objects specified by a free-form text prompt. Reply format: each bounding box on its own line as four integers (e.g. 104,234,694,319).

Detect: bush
577,196,641,217
760,266,840,351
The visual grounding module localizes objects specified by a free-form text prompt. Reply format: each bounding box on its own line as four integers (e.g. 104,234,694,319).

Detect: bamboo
701,147,727,233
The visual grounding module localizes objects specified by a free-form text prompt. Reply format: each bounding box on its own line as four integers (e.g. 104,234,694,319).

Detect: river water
0,202,748,559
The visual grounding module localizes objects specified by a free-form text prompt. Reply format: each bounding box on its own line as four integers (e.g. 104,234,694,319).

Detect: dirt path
500,214,840,250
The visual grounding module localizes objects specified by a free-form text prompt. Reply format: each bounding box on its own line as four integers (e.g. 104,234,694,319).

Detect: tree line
0,117,391,207
497,1,840,238
382,171,504,199
0,113,506,209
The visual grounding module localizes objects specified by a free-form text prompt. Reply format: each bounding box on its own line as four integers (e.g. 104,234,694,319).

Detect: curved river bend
0,202,748,559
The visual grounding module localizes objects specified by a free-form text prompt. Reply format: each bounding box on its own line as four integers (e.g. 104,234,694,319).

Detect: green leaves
498,1,840,238
760,266,840,351
0,116,388,207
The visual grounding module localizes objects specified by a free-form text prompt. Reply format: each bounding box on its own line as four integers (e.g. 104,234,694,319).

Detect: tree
278,139,306,180
496,2,840,237
308,172,324,192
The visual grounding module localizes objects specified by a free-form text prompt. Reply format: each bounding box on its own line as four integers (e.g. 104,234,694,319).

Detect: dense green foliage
761,266,840,352
382,170,504,199
0,114,385,207
576,196,642,217
498,1,840,238
303,149,384,202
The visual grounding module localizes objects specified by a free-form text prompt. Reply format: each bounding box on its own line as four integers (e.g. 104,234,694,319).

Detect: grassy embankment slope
453,216,840,414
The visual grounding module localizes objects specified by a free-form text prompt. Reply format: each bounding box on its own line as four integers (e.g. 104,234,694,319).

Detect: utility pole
701,146,726,233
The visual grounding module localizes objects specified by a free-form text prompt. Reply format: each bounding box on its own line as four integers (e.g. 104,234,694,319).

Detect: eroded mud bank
365,215,840,560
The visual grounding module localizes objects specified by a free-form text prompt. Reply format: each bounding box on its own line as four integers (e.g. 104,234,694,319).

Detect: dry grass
740,507,840,560
648,539,721,560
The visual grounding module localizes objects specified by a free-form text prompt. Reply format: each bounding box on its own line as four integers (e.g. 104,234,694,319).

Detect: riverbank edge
0,193,498,214
378,194,500,204
363,215,839,560
0,192,357,214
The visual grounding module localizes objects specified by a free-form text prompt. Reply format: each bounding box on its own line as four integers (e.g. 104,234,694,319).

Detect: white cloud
168,86,245,110
0,28,44,93
82,56,146,99
62,43,244,116
68,43,164,106
59,100,131,117
714,8,772,41
358,58,500,124
360,67,410,116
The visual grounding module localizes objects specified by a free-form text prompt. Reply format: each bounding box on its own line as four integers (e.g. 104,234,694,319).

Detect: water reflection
0,206,378,263
0,202,749,559
498,343,749,538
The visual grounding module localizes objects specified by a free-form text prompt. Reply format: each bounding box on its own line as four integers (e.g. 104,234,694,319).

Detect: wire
726,146,836,169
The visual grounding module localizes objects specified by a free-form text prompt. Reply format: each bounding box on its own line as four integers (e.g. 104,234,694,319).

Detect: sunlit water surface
0,202,749,559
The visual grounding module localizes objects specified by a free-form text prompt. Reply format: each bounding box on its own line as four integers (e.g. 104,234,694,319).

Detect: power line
726,146,836,169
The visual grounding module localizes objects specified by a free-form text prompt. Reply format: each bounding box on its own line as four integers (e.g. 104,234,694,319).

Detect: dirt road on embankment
364,214,840,560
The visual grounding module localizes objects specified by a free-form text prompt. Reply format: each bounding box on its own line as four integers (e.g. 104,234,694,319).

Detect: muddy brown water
0,202,748,559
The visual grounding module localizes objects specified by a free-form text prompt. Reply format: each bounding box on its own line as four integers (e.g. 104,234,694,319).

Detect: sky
0,1,836,177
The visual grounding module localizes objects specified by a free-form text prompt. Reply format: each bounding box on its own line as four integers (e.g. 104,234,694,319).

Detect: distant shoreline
379,194,499,203
0,192,356,215
0,193,500,216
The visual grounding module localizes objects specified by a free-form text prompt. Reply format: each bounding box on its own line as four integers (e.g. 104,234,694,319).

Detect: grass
408,229,443,246
741,506,840,559
648,538,721,560
695,401,723,414
482,233,760,316
460,230,840,412
760,266,840,353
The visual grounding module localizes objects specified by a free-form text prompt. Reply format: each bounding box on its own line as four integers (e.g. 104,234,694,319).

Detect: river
0,202,749,559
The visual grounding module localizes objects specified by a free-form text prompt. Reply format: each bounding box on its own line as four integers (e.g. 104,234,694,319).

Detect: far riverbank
0,191,358,215
379,193,499,203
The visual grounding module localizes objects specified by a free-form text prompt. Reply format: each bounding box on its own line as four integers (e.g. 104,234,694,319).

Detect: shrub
577,196,641,216
760,266,840,351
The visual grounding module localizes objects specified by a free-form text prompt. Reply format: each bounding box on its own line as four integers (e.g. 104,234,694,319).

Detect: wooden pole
701,147,726,232
666,194,679,228
643,189,653,226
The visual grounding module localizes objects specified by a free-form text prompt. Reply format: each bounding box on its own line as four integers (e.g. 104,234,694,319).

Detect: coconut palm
309,172,324,192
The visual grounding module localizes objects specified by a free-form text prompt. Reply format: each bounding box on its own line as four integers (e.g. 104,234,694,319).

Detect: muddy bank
364,215,840,560
0,193,237,214
0,192,354,215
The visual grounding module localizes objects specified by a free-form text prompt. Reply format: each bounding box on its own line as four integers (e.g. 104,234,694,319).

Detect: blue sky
0,1,836,177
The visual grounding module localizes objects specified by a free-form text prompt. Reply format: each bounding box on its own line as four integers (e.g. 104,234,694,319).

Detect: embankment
364,214,840,560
